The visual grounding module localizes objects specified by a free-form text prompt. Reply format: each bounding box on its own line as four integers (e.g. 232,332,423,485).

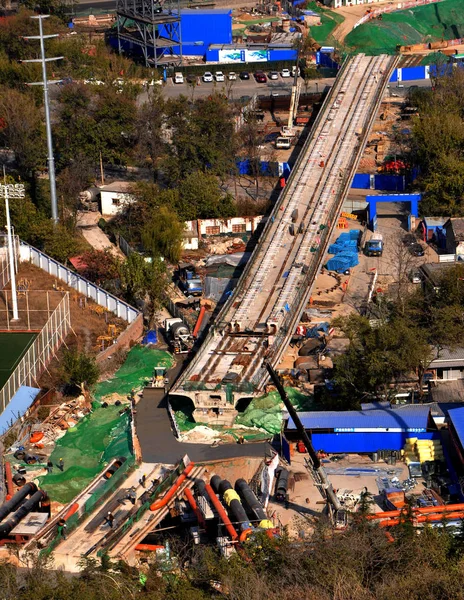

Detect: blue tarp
0,386,41,436
142,330,158,345
305,322,329,338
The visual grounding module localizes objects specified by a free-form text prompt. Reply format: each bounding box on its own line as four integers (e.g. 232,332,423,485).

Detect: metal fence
0,293,71,414
19,241,140,324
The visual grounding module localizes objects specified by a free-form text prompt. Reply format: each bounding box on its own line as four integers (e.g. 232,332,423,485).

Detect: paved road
135,388,270,463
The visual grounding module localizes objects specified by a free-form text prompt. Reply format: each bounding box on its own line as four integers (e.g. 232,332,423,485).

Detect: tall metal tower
116,0,182,68
23,15,62,224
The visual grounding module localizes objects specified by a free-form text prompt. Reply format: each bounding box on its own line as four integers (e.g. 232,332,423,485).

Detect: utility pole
0,176,25,322
23,15,63,224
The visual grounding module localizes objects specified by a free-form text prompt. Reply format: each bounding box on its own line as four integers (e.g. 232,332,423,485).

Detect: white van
275,137,291,149
173,72,184,84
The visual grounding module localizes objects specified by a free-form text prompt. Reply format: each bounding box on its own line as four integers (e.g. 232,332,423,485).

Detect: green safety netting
236,387,315,435
346,0,464,55
37,404,132,503
37,346,173,503
94,346,174,401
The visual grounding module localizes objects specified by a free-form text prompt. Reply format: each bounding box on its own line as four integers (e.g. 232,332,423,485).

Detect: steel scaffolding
116,0,182,68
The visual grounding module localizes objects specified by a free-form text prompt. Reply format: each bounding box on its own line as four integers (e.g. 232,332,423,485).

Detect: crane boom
265,362,342,513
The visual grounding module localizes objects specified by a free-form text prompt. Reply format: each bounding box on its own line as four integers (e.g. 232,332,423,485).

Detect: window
205,226,220,235
232,224,246,233
112,197,121,206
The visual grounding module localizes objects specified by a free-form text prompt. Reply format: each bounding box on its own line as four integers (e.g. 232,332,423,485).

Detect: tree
134,87,166,173
177,171,236,221
60,348,99,394
141,205,184,264
119,253,168,325
78,249,120,285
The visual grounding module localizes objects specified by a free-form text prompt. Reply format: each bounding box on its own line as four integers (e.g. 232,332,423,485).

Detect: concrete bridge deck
171,54,399,424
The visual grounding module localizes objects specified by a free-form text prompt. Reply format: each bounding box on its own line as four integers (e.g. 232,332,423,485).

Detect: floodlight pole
0,182,24,322
23,15,63,224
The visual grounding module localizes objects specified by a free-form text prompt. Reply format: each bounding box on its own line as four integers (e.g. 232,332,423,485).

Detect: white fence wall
19,241,140,324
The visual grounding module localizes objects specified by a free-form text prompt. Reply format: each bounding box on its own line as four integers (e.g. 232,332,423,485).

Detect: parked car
203,71,213,82
409,243,425,257
186,73,197,84
409,270,422,284
281,68,291,78
228,72,237,80
173,72,184,84
240,71,250,80
215,71,225,82
255,71,267,83
269,71,279,80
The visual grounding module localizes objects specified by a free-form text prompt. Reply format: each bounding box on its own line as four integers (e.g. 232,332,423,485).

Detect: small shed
98,182,135,217
420,217,447,247
444,218,464,256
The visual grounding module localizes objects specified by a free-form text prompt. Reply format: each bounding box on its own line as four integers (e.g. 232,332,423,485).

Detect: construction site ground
269,452,414,537
50,461,162,572
1,262,128,388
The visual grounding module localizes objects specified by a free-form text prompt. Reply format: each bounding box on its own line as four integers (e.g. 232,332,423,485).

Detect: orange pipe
135,543,164,552
384,531,395,543
4,463,13,501
368,503,464,521
205,483,238,541
239,528,253,543
63,502,79,521
150,462,195,511
184,487,205,527
192,306,206,338
380,511,464,528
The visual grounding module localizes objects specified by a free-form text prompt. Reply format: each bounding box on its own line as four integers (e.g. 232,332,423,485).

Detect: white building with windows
99,182,136,216
191,215,265,237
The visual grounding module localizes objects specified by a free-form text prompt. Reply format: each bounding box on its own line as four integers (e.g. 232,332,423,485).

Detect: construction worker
105,511,115,528
127,487,137,505
58,458,64,472
46,460,53,474
57,518,67,540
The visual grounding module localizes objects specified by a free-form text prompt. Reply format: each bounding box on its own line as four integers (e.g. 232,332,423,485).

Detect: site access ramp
171,54,399,418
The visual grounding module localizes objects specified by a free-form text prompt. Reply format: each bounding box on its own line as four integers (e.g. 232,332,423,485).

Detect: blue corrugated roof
286,405,430,432
0,386,41,436
448,407,464,446
179,8,232,15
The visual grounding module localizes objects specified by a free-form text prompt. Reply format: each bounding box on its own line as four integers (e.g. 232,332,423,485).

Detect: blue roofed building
284,404,435,453
448,407,464,469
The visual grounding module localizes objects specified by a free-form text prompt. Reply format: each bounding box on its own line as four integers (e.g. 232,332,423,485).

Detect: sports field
0,332,37,390
346,0,464,55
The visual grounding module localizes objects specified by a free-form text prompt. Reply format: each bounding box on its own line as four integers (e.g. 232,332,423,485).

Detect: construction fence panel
19,241,140,324
0,294,71,414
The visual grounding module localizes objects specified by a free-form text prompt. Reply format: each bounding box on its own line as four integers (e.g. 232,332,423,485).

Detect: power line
22,15,62,224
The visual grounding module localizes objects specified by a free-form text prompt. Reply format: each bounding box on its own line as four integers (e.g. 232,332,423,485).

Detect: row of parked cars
173,67,299,85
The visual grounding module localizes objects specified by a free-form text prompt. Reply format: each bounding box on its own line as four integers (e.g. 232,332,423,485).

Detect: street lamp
0,182,25,321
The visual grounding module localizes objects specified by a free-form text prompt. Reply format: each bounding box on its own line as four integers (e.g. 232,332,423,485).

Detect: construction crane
265,362,346,528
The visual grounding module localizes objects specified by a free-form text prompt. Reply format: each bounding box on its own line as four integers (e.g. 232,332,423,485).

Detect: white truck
164,318,194,354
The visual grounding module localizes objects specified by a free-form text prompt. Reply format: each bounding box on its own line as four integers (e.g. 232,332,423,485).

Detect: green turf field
0,332,37,390
345,0,464,55
307,1,345,45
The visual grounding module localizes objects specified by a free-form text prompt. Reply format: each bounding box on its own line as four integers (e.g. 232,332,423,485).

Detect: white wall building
191,215,265,237
99,182,136,216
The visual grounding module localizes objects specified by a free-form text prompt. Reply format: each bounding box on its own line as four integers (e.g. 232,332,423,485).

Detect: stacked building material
403,437,444,464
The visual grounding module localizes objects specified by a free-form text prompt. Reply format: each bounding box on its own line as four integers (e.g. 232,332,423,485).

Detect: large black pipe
235,479,267,522
194,479,207,497
213,478,251,532
0,489,46,537
275,469,289,502
0,482,37,523
210,475,222,493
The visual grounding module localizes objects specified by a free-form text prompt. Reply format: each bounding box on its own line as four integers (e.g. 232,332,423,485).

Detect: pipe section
0,489,45,537
204,483,238,541
235,479,267,522
135,543,164,552
4,463,13,501
184,487,205,527
216,478,251,532
0,482,37,523
150,462,195,511
275,469,289,502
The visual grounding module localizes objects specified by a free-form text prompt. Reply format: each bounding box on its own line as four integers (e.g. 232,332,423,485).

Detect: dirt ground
268,452,416,537
1,262,128,388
